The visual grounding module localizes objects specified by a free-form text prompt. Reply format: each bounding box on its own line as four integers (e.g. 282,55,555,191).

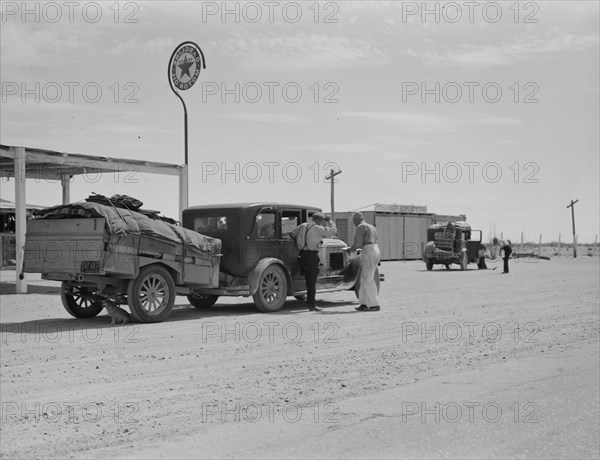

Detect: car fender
340,256,361,286
247,258,291,296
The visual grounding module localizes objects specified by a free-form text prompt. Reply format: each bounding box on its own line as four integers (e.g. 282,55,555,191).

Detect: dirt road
1,256,598,459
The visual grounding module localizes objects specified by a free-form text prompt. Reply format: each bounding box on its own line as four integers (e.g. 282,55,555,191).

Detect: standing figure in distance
477,243,488,270
290,212,337,312
346,212,381,312
493,237,512,273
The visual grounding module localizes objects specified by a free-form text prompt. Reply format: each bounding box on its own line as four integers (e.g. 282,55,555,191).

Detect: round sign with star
169,43,203,91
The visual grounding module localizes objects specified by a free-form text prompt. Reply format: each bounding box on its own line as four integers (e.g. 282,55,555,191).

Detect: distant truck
422,221,482,270
24,201,379,322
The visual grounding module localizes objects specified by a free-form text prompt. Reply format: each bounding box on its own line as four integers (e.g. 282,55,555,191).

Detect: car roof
184,203,322,212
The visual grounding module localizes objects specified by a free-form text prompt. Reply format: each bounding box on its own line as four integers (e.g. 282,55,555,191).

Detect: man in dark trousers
493,237,513,273
290,212,337,311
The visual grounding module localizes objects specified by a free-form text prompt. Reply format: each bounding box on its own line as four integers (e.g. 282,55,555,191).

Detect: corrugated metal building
334,204,466,261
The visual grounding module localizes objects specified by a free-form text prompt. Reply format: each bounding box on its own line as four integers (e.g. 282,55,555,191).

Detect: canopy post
14,146,27,294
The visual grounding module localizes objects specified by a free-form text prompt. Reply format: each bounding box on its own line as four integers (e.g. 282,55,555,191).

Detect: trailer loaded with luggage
23,196,222,323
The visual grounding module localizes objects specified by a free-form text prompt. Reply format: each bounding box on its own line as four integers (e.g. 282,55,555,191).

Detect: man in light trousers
346,212,381,311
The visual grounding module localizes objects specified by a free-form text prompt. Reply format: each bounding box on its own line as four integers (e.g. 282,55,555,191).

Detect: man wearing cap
290,212,337,312
346,212,381,311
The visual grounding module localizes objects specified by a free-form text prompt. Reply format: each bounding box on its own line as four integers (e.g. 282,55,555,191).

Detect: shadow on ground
0,282,61,295
0,298,359,333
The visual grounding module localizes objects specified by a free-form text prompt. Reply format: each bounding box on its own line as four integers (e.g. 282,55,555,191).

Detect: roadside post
326,169,342,223
567,199,579,258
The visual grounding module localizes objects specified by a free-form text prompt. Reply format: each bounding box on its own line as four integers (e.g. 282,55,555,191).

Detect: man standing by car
291,212,337,312
493,237,513,273
346,212,381,311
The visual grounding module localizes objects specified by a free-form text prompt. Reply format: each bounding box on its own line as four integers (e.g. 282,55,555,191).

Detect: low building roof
184,203,322,212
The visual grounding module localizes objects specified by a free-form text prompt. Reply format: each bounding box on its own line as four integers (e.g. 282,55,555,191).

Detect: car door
279,208,302,281
252,207,278,265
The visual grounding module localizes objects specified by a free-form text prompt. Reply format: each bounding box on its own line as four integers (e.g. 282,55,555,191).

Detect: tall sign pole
168,41,206,218
325,169,342,223
567,199,579,258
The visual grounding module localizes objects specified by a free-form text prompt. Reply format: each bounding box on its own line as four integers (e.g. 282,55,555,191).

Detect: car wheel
127,265,175,323
60,282,103,318
253,265,288,312
187,294,219,309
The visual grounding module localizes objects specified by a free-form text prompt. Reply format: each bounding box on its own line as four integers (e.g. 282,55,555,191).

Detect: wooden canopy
0,144,188,293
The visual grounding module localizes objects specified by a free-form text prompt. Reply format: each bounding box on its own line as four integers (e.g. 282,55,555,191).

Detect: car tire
253,264,288,312
60,282,104,318
127,265,175,323
187,294,219,308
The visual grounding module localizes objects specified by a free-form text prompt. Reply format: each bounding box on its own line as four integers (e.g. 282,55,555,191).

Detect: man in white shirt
493,237,513,274
346,212,381,311
290,212,337,312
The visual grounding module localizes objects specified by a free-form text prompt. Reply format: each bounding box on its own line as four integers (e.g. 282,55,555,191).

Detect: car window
193,216,229,235
256,209,276,238
281,210,302,238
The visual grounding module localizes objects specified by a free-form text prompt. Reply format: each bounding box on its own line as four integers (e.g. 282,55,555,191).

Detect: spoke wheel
60,282,103,318
253,265,288,312
127,265,175,323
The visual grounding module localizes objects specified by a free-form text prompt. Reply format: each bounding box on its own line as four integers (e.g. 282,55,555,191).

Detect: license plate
81,261,100,273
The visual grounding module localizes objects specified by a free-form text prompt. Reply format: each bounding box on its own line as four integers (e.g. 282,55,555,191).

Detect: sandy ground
1,255,598,459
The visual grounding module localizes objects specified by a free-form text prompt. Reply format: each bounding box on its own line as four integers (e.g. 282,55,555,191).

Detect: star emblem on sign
178,54,195,79
170,44,203,91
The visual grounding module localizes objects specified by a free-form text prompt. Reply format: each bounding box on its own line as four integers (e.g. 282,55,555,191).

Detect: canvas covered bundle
34,201,222,257
443,221,456,238
434,234,454,251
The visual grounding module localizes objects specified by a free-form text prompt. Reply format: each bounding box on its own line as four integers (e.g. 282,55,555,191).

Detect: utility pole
567,199,579,258
325,169,342,223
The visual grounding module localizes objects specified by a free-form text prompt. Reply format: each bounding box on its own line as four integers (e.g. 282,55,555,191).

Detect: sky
1,0,599,243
